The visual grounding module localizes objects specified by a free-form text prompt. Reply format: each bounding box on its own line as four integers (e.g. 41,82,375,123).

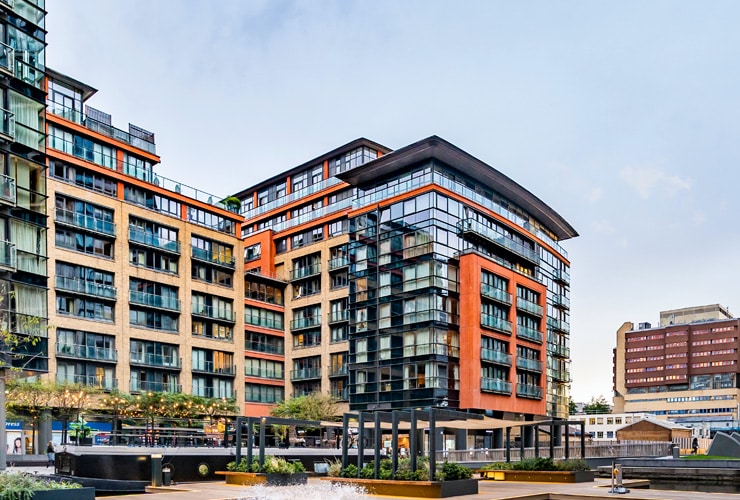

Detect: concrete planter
216,471,308,486
30,487,96,500
481,469,594,483
323,477,479,497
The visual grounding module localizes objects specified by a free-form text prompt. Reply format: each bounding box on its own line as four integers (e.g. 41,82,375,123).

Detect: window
244,243,261,262
245,383,284,403
124,186,180,217
131,248,178,274
50,160,117,196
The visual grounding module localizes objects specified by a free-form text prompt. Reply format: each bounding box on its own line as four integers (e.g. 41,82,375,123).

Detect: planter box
323,477,478,498
480,469,594,483
30,487,96,500
216,471,308,486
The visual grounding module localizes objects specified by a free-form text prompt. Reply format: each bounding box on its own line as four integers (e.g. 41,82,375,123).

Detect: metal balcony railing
291,263,321,281
192,304,236,322
481,313,512,334
192,361,236,376
552,294,570,310
547,317,571,334
290,367,322,381
458,218,538,263
481,377,511,395
55,208,116,236
0,42,13,76
481,348,512,366
516,384,543,399
193,387,236,399
129,226,180,254
130,379,182,394
0,107,14,140
549,343,570,358
0,241,16,271
552,269,570,285
55,342,117,362
244,314,283,331
328,256,349,270
56,276,117,300
56,374,117,390
516,357,543,372
481,283,511,305
516,298,543,317
550,368,571,382
516,325,543,344
129,290,180,311
0,173,16,205
191,247,236,268
328,365,348,377
129,352,182,369
244,368,283,379
290,316,321,331
328,310,349,324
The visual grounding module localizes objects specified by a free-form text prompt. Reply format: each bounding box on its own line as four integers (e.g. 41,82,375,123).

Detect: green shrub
556,459,590,471
0,473,82,500
481,461,512,471
226,456,303,474
482,457,590,472
512,457,557,471
327,459,343,477
435,461,473,481
340,464,358,478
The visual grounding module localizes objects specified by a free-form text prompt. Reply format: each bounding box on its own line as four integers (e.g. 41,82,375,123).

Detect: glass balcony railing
56,276,117,300
290,367,322,381
0,42,13,75
328,256,350,270
192,361,236,376
129,291,180,312
549,343,570,358
244,368,283,379
56,342,117,362
56,374,117,391
0,173,16,205
291,263,321,281
481,283,511,305
480,313,512,334
0,107,14,140
552,269,570,285
55,208,116,236
129,352,182,369
458,219,538,264
130,379,182,394
269,197,353,233
331,387,349,400
550,368,570,382
481,377,511,394
244,341,284,355
516,325,543,344
516,357,543,372
0,241,16,271
328,365,348,377
552,294,570,310
328,310,349,324
129,227,180,254
516,383,543,399
516,298,543,317
192,304,236,322
290,316,321,331
547,317,571,334
193,387,236,399
191,247,235,268
243,176,343,219
244,314,283,331
481,348,512,366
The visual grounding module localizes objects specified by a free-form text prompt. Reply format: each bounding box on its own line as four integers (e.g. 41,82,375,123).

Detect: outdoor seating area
106,426,218,447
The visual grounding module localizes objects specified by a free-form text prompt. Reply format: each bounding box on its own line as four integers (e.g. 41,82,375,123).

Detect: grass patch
681,455,740,460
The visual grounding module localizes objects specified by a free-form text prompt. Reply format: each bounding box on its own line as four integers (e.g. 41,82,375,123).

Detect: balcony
129,291,180,312
244,341,284,355
329,365,348,377
290,367,322,381
193,387,236,399
552,269,570,285
129,226,180,254
516,357,543,372
328,310,349,324
129,352,182,369
481,377,512,395
516,325,543,344
516,298,543,317
551,368,571,382
547,317,571,334
192,361,236,376
0,241,16,271
56,276,117,300
192,304,236,323
331,387,349,400
243,176,343,219
244,368,283,379
328,256,350,271
56,342,117,362
290,316,321,331
516,383,543,399
192,330,233,342
191,247,236,268
549,343,570,358
480,313,512,334
244,313,283,331
0,107,14,141
291,263,321,281
55,208,116,236
481,348,512,366
0,173,15,205
0,310,47,337
457,218,538,264
130,379,182,394
0,42,13,77
480,283,511,305
552,294,570,310
56,374,117,391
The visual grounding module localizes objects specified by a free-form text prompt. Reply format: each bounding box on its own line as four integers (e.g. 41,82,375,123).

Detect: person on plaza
46,441,55,467
691,437,699,455
12,437,22,454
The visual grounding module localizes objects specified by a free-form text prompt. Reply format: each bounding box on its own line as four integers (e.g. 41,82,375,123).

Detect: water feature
238,481,368,500
648,481,740,494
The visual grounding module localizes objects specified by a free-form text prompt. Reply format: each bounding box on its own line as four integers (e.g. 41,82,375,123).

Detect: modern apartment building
0,0,48,373
613,304,740,432
236,136,577,422
45,69,244,400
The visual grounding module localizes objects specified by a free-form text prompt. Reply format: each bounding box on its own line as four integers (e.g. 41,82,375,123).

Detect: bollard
151,454,163,487
162,465,172,486
671,445,680,459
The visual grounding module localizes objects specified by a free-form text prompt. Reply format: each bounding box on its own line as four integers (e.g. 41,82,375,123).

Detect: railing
129,226,180,254
270,197,353,233
0,310,47,337
552,294,570,309
244,368,283,379
481,377,511,394
15,56,43,90
291,263,321,281
516,383,543,399
481,313,512,334
129,291,180,311
56,276,117,300
480,348,512,366
550,368,570,382
130,379,182,394
0,173,16,204
328,310,349,324
549,343,570,358
56,342,117,361
290,316,321,331
244,341,285,355
331,388,349,400
0,42,13,75
243,314,283,331
480,283,511,304
552,268,570,285
290,367,322,380
193,387,236,399
192,304,236,322
243,176,344,218
516,325,543,343
0,107,14,139
192,331,233,342
329,365,348,377
55,208,116,236
328,256,350,270
191,247,236,268
458,219,538,263
129,352,182,368
192,361,236,375
547,317,571,334
516,298,543,317
0,240,16,270
56,374,117,390
517,357,543,372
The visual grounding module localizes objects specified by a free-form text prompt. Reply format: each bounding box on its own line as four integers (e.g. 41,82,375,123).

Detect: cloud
619,166,692,199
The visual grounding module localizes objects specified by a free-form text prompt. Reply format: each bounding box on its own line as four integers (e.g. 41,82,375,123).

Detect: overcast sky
48,1,740,402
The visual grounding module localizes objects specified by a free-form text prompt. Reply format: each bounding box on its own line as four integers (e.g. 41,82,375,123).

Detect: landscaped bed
216,456,307,486
0,472,95,500
480,457,594,483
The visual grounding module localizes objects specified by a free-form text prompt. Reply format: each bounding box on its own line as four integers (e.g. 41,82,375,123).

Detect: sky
48,1,740,402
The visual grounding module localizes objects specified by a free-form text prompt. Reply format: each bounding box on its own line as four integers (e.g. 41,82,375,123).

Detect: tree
270,393,340,422
568,397,577,416
6,380,55,453
582,395,611,414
